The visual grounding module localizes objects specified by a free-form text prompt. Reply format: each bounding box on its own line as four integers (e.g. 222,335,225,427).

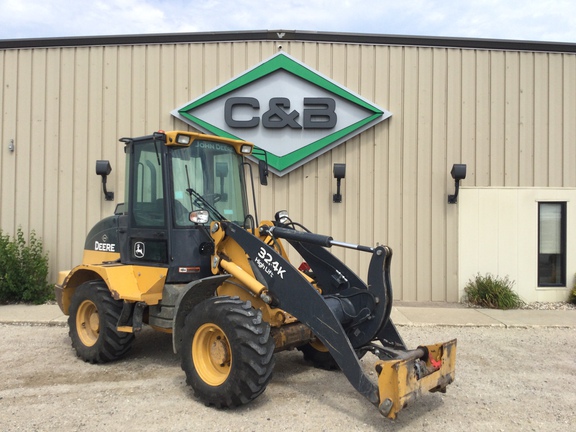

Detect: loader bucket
375,339,457,419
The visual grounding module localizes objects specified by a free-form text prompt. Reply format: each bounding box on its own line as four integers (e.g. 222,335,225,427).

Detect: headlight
275,210,290,224
176,134,192,145
240,144,252,154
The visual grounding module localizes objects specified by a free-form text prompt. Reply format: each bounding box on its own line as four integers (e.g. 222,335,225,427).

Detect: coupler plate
375,339,457,419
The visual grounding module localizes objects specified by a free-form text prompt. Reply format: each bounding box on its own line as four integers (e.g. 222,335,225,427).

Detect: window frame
537,201,567,287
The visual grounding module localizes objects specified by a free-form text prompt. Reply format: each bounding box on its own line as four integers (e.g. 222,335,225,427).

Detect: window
538,202,566,286
170,140,249,227
132,141,165,227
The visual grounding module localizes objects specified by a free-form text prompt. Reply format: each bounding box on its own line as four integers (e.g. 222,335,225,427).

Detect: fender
57,263,168,314
171,274,231,354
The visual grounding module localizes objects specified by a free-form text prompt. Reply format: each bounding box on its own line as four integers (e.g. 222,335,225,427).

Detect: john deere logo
134,242,145,259
172,52,391,176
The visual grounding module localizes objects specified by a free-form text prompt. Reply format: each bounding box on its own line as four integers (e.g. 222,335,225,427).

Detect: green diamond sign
172,52,391,176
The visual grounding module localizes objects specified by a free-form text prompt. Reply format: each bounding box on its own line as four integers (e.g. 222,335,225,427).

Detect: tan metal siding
1,40,576,302
564,54,576,186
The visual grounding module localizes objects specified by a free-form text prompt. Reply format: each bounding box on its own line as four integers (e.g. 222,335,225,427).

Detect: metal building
1,30,575,302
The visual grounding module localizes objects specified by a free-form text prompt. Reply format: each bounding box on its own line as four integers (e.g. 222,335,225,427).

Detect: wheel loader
55,130,456,419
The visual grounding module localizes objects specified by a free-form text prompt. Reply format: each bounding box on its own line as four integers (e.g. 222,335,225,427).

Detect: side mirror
189,210,209,224
216,162,229,202
258,159,269,186
96,160,114,201
216,162,229,178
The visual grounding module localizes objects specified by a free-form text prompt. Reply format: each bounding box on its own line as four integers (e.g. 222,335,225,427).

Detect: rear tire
299,339,340,370
68,280,134,363
181,296,275,408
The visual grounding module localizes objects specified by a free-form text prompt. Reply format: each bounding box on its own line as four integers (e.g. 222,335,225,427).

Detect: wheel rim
76,299,100,347
193,323,232,386
309,338,329,353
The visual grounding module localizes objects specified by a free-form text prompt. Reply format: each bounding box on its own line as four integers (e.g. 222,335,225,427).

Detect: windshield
171,139,248,226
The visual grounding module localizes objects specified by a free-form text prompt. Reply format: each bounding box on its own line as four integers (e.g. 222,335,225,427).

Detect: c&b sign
172,52,391,176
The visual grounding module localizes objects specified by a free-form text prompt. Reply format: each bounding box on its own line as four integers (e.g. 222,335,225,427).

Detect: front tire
181,296,275,408
68,280,134,363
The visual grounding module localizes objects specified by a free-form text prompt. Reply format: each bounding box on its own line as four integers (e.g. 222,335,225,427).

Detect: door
120,138,169,266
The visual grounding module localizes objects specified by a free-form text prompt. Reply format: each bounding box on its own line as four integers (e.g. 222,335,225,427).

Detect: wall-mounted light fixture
96,160,114,201
333,163,346,203
448,163,467,204
8,139,14,152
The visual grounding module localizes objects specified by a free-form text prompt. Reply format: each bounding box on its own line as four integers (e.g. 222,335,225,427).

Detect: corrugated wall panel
1,51,16,232
388,46,406,300
564,54,576,186
489,51,505,185
401,46,418,300
519,52,535,186
504,51,520,186
71,48,90,269
548,54,563,187
56,48,74,268
86,47,105,237
475,50,491,186
373,46,391,253
461,49,477,185
534,54,549,186
1,40,576,302
430,48,449,301
29,50,46,236
444,49,463,302
415,47,433,301
15,49,33,235
44,49,62,255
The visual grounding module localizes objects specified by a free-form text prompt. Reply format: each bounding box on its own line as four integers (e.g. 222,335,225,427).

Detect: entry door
121,140,169,266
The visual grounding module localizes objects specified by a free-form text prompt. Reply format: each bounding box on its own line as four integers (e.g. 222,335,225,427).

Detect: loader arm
283,234,404,349
215,221,380,404
211,220,457,419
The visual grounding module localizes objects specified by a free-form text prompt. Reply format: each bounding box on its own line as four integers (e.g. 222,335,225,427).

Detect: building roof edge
1,29,575,53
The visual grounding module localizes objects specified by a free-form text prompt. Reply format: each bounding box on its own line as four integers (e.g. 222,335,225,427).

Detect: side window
212,154,245,223
538,202,566,286
132,142,165,227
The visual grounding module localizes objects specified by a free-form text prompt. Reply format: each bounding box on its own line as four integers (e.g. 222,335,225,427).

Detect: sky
1,0,576,44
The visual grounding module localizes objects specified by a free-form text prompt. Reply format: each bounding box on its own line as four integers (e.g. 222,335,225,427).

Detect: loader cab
117,131,256,283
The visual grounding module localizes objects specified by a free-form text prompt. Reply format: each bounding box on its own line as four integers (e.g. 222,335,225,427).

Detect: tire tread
68,280,134,364
181,296,275,408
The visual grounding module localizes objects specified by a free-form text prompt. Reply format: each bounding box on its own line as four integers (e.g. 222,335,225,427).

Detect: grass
464,273,523,310
569,276,576,305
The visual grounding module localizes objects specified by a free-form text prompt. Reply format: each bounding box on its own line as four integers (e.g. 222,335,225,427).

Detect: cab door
119,138,169,266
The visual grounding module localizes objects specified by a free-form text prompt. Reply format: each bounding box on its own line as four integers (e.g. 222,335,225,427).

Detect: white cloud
1,0,576,43
0,0,169,38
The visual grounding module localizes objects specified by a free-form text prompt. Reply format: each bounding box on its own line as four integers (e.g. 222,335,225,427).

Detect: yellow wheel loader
55,130,456,419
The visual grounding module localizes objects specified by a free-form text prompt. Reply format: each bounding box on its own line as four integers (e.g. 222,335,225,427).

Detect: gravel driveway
1,323,574,431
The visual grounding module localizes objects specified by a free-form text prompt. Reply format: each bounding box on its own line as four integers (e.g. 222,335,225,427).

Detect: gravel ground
519,301,576,310
1,323,575,431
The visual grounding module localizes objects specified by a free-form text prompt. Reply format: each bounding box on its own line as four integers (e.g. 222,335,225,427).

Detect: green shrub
464,273,523,309
569,275,576,305
0,228,53,304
